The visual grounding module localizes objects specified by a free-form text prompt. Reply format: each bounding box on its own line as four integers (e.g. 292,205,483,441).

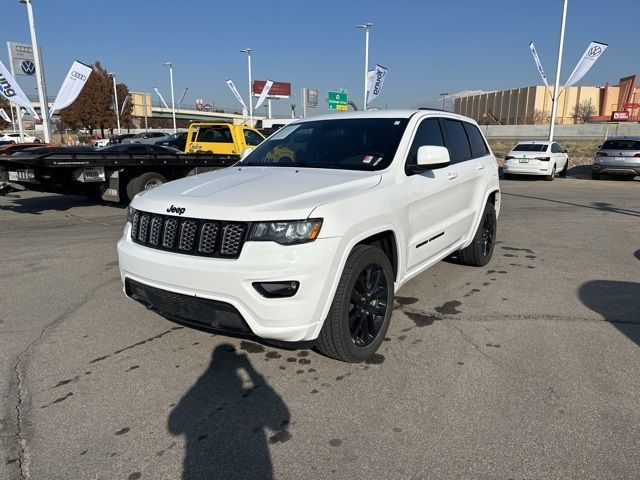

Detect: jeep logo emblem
166,205,186,215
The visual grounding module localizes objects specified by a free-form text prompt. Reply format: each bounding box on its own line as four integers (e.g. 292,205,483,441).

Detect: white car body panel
118,110,500,342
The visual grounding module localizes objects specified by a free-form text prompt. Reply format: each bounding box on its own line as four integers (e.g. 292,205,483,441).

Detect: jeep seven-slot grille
130,210,248,259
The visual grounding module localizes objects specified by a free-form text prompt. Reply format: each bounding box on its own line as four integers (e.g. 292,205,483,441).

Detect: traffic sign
328,90,348,110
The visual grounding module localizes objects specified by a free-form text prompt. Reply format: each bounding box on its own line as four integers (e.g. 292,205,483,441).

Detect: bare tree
528,109,549,125
572,100,596,124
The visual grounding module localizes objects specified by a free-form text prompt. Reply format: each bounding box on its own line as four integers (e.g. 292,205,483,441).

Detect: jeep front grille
130,210,248,259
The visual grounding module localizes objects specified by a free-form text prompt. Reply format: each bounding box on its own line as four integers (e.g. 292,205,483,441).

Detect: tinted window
197,126,233,143
240,118,409,171
244,130,264,146
463,122,489,158
601,139,640,150
406,118,444,167
513,143,548,152
441,119,472,163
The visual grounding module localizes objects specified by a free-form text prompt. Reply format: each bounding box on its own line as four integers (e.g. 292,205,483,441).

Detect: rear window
513,144,548,152
441,119,472,163
601,139,640,150
463,122,489,158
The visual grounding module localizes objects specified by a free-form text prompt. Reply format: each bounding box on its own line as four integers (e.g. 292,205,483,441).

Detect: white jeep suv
118,110,501,362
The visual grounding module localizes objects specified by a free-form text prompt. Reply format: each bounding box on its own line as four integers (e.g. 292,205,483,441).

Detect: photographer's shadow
169,344,290,480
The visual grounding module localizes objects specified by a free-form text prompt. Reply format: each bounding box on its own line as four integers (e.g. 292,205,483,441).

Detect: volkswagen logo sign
588,45,602,58
20,60,36,75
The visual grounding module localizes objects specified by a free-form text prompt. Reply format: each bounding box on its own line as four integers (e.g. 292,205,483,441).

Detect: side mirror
407,145,450,174
240,147,254,160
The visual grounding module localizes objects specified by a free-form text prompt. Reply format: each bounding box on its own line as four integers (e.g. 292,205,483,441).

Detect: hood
132,166,381,221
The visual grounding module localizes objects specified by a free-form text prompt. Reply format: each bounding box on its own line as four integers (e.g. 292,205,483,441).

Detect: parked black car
98,143,182,154
155,131,188,152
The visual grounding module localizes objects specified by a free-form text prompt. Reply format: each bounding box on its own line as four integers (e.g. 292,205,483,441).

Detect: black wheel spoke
347,263,388,347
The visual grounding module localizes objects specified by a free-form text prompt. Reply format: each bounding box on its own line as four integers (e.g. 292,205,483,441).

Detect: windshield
601,139,640,150
240,118,409,170
513,144,548,152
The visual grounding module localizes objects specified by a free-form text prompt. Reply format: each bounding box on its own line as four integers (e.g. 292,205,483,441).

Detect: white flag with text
254,80,273,110
366,64,388,105
529,42,549,87
226,80,247,110
0,59,39,119
49,61,93,117
0,108,10,123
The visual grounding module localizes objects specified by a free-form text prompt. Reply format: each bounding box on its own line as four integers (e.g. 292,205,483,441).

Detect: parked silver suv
592,136,640,179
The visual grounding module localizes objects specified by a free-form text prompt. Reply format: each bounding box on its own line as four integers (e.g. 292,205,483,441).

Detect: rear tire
458,201,497,267
316,245,394,363
546,164,556,181
126,172,167,201
560,159,569,177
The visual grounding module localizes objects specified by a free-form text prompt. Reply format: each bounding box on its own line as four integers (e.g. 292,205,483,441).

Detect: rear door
442,119,490,239
403,117,462,270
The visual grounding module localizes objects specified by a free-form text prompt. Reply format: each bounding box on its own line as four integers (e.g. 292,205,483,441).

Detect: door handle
447,172,458,180
476,165,485,170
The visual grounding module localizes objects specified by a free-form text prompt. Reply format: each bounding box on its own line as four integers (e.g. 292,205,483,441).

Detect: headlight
249,219,322,245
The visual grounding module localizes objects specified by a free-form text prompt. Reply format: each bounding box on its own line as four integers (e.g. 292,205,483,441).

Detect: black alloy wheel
348,264,389,347
480,209,496,257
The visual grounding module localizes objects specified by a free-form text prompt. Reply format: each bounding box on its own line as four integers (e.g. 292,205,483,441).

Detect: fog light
253,281,300,298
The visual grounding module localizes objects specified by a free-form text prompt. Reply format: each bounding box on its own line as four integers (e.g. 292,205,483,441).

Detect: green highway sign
328,90,348,110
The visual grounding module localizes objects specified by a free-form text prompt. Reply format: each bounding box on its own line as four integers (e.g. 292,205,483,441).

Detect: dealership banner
153,87,169,108
366,64,388,105
225,80,247,110
0,59,39,118
7,41,36,76
563,41,607,89
528,42,549,87
0,108,10,123
254,80,273,110
49,61,93,117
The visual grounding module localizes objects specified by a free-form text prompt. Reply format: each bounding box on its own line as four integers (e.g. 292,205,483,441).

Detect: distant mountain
414,89,494,111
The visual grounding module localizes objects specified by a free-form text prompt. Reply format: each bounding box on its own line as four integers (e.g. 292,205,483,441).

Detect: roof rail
418,107,447,112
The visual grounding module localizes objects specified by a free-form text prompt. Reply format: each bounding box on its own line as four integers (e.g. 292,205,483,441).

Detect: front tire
316,245,394,362
458,201,497,267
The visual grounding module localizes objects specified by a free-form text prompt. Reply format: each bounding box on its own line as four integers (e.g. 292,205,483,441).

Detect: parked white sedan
0,132,41,144
503,141,569,181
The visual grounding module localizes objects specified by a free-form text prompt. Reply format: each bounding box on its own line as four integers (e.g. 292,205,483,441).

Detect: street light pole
109,73,121,134
20,0,51,143
240,49,253,127
549,0,568,142
356,23,372,111
164,62,177,134
440,92,450,110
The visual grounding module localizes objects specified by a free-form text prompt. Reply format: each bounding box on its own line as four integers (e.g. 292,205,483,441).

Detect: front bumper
117,224,342,342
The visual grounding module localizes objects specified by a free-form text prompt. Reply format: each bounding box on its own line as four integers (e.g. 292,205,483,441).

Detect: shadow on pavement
0,192,123,214
168,344,290,480
578,280,640,347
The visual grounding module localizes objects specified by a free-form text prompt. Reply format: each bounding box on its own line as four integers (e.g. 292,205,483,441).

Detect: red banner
252,80,291,97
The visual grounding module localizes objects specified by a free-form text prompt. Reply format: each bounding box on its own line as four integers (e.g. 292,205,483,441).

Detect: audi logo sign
71,71,87,81
15,45,33,54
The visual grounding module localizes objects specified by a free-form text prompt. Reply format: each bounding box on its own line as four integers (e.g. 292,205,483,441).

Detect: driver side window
406,118,445,168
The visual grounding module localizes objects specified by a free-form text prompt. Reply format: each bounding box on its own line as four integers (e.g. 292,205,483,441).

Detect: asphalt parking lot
1,176,639,480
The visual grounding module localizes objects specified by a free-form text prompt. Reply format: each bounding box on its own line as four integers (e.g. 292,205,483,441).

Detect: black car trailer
0,151,238,203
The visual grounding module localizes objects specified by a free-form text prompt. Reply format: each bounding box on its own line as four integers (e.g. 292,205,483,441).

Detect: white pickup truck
118,110,501,362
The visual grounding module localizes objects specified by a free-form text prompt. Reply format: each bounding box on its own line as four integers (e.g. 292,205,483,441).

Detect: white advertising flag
563,41,608,89
528,42,549,87
254,80,273,110
226,80,247,109
0,59,39,119
49,61,93,117
366,64,388,105
0,108,10,123
154,88,169,109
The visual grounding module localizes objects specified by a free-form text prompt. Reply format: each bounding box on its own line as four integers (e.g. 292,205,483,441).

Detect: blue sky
2,0,638,116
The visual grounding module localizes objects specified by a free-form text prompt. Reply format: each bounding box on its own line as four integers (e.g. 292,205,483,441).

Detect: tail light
505,155,514,160
597,151,608,156
634,153,640,158
535,156,551,161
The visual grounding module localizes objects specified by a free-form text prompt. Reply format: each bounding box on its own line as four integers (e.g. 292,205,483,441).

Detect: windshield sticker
373,157,383,166
363,155,373,164
394,121,401,125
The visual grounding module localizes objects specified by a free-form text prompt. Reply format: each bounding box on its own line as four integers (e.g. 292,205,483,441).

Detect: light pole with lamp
549,0,568,141
440,92,450,110
163,62,177,134
240,48,253,126
109,73,121,134
356,22,372,111
19,0,51,142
